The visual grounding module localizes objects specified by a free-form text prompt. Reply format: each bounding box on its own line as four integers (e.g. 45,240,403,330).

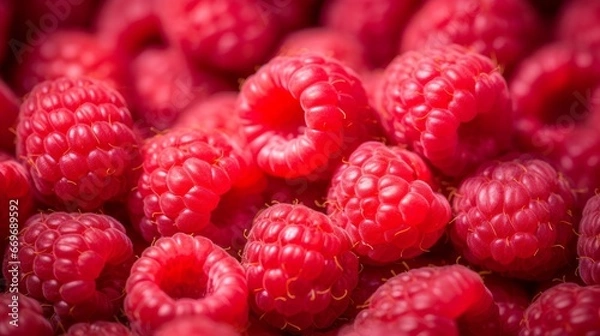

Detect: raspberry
277,28,368,74
257,0,320,32
127,128,246,242
15,77,142,211
0,293,53,336
450,158,577,280
12,30,125,95
11,0,101,35
95,0,163,57
327,141,451,264
173,92,242,142
65,321,132,336
511,43,600,155
158,0,280,74
238,54,376,179
555,0,600,49
353,265,496,336
0,80,20,153
155,316,241,336
379,44,513,178
321,0,420,68
482,276,530,335
125,233,249,335
241,203,359,332
521,283,600,335
577,194,600,285
129,47,231,130
3,212,134,328
0,154,35,251
400,0,542,70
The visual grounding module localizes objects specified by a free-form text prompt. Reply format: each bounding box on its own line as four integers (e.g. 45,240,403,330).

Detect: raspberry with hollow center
450,157,577,280
239,53,377,179
125,233,249,335
15,76,142,211
241,203,359,332
400,0,542,71
521,283,600,335
577,194,600,285
379,44,513,178
353,265,497,336
127,128,246,242
0,293,53,336
327,141,451,264
2,212,134,329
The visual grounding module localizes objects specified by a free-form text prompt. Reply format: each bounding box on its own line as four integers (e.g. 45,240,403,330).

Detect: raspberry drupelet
379,44,513,178
125,233,248,335
577,194,600,285
65,321,132,336
241,203,359,333
327,141,451,264
238,53,377,179
155,316,241,336
2,212,134,329
15,76,142,211
450,157,577,280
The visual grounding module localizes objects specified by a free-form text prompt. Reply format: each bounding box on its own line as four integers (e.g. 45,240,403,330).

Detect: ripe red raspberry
327,141,451,264
3,212,134,328
578,194,600,285
450,158,577,280
173,92,242,142
238,54,377,179
155,316,241,336
521,283,600,335
241,203,359,332
401,0,542,71
0,154,35,251
482,276,530,336
16,76,142,211
0,80,20,154
321,0,420,68
127,128,247,242
277,28,368,74
65,321,132,336
157,0,280,74
257,0,320,32
354,265,496,336
379,44,513,178
511,43,600,155
129,47,231,130
95,0,163,57
12,30,125,95
0,293,53,336
555,0,600,49
125,233,249,335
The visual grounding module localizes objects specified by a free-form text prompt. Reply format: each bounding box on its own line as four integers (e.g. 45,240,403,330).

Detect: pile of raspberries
1,0,600,335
